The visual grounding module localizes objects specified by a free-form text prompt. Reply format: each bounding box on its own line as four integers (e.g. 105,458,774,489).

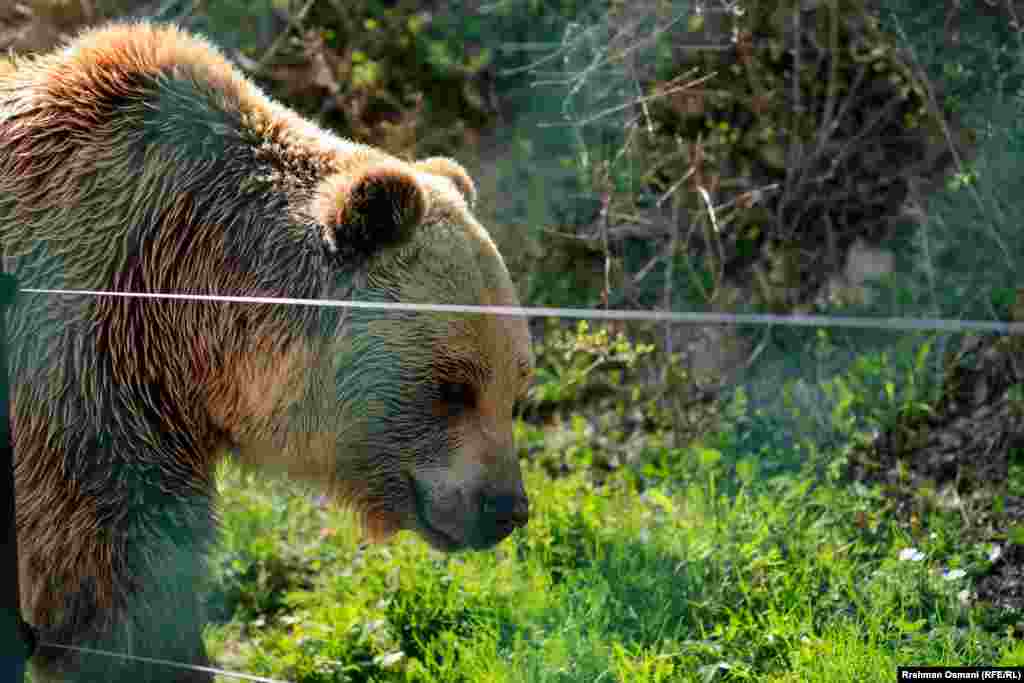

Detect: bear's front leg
25,515,216,683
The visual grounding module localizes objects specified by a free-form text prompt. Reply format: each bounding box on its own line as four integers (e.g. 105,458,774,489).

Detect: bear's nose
479,488,530,543
486,491,530,527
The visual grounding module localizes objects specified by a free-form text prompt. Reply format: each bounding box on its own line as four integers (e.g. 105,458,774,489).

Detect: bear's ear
414,157,477,209
312,163,429,259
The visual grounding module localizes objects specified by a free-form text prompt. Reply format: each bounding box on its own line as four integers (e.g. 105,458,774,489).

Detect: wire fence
37,642,293,683
20,288,1024,334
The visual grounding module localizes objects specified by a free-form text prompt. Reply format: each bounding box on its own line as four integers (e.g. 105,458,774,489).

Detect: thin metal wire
20,287,1024,334
38,642,294,683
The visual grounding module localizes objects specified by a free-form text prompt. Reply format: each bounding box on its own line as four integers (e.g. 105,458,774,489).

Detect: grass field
204,443,1021,683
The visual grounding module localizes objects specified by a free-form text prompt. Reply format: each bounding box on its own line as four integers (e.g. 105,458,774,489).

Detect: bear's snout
408,465,530,552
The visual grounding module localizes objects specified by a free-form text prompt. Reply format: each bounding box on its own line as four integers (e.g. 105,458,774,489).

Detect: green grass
204,445,1018,683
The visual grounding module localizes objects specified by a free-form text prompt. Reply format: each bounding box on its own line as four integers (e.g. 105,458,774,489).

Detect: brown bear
0,21,532,683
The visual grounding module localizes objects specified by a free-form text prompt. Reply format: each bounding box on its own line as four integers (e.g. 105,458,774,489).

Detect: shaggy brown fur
0,21,532,683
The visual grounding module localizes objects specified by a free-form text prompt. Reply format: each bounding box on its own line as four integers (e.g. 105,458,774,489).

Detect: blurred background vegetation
4,0,1023,678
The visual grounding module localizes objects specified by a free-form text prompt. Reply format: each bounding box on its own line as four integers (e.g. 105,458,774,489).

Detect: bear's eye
438,381,476,411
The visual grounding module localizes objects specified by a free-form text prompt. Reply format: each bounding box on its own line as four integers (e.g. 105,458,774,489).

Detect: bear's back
0,22,405,290
0,22,397,210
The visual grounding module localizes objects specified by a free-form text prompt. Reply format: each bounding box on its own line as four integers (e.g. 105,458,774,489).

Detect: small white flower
989,544,1003,563
943,569,967,581
374,652,405,669
958,589,972,606
899,547,925,562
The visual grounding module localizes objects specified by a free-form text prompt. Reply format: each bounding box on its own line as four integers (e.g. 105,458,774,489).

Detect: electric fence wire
19,288,1024,334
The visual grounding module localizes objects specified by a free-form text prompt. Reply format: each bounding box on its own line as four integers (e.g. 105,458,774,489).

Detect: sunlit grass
205,442,1016,683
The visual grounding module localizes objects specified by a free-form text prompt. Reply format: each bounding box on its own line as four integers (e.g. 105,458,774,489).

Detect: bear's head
229,155,533,553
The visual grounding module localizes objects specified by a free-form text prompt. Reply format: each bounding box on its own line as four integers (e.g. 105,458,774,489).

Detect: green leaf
736,458,758,486
696,446,722,469
896,617,927,633
647,488,677,515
